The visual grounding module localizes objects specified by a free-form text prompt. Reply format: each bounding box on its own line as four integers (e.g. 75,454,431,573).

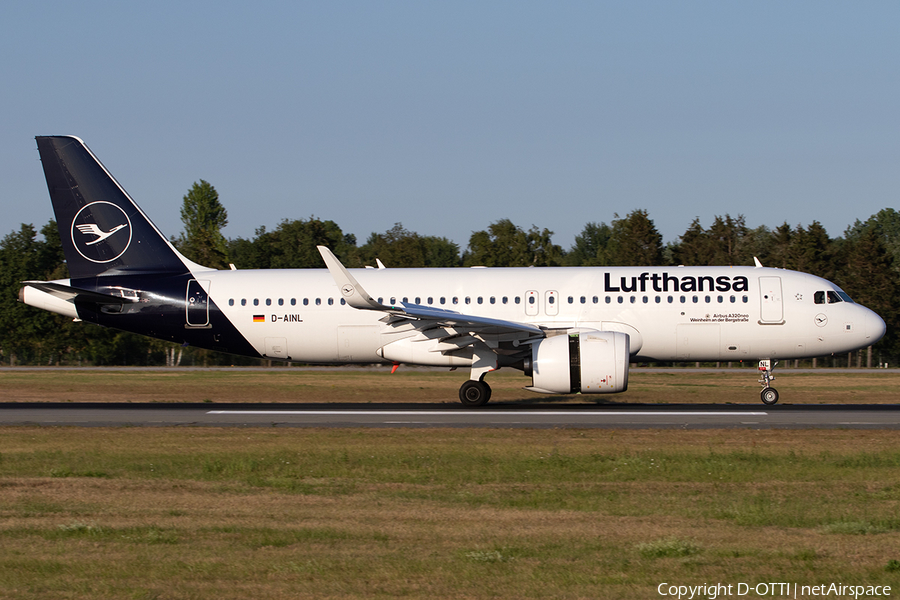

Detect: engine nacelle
525,330,630,394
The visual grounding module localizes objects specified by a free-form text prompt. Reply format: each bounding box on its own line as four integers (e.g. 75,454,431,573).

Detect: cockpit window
815,290,853,304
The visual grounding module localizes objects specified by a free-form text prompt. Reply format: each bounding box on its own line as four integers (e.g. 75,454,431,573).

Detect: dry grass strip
0,367,897,404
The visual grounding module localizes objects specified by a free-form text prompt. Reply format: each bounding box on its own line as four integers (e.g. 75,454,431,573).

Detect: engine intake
525,330,630,394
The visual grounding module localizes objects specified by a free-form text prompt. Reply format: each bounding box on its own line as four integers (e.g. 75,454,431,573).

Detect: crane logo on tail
70,201,132,263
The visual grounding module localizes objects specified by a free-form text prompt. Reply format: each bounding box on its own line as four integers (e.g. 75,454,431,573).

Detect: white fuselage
193,265,882,364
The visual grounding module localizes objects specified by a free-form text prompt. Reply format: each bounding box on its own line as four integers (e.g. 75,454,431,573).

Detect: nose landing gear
758,360,779,405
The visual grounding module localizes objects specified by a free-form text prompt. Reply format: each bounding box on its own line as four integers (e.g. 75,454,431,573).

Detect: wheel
459,380,491,407
760,387,779,405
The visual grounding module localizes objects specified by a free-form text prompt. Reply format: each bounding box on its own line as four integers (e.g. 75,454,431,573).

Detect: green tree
229,218,354,269
765,222,794,269
846,208,900,273
175,180,229,269
836,226,900,362
607,210,664,266
789,221,835,280
567,222,613,266
670,218,710,266
357,223,458,268
0,221,99,365
671,215,752,266
463,219,563,267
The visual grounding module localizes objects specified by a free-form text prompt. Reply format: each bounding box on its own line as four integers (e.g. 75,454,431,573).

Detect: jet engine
525,330,630,394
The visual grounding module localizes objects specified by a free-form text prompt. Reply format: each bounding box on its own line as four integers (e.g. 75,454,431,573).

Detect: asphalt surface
1,402,899,428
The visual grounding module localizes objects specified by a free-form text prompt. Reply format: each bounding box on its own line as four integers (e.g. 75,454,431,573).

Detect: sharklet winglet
317,246,389,311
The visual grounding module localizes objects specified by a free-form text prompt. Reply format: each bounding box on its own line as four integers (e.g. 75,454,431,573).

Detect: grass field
1,369,899,599
1,428,900,599
0,366,898,404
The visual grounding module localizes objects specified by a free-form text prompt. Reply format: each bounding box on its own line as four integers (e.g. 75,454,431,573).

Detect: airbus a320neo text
21,137,886,406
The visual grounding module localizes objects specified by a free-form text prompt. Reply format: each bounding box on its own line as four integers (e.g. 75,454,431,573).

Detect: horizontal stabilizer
21,281,128,306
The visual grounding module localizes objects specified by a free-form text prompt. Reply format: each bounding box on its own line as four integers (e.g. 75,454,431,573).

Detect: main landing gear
459,348,497,407
758,359,779,405
459,379,492,407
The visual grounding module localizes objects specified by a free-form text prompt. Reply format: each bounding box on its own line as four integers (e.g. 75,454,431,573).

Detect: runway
2,403,899,428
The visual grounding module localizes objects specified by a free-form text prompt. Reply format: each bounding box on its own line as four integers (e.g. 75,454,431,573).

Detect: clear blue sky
2,1,898,253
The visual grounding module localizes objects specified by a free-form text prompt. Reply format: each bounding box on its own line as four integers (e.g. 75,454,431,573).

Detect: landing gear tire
459,380,492,407
760,388,779,405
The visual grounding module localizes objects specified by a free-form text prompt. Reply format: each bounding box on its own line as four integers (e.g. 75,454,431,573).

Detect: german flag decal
253,315,265,323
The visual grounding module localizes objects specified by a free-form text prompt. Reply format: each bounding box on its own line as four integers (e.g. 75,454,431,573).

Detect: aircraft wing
391,302,543,336
317,246,544,342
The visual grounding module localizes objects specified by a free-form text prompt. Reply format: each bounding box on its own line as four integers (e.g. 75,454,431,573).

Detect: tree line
3,180,898,366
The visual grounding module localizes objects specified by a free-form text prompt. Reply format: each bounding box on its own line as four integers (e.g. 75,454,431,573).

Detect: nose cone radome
866,308,887,345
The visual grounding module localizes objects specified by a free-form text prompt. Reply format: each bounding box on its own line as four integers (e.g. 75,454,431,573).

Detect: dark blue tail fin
36,136,192,279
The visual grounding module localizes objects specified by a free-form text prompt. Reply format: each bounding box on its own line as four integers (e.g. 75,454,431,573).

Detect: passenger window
617,297,624,304
692,296,699,303
266,298,272,306
378,297,383,304
402,297,408,303
315,298,321,306
668,296,674,303
390,297,396,305
655,296,661,303
630,296,636,304
253,299,259,306
241,299,247,306
593,296,599,304
490,297,496,304
528,296,535,305
340,299,346,305
548,296,555,305
228,299,234,306
428,297,433,304
717,295,723,303
704,296,710,303
415,297,421,304
303,298,309,306
515,297,521,304
742,295,749,303
580,296,586,304
729,295,735,303
291,298,296,306
567,296,574,304
278,298,284,306
680,296,686,303
328,298,334,306
502,297,508,304
440,297,446,305
478,297,484,304
465,297,471,304
452,297,458,304
642,296,649,304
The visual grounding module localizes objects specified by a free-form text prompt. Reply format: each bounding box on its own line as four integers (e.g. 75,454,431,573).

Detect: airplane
20,136,886,406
